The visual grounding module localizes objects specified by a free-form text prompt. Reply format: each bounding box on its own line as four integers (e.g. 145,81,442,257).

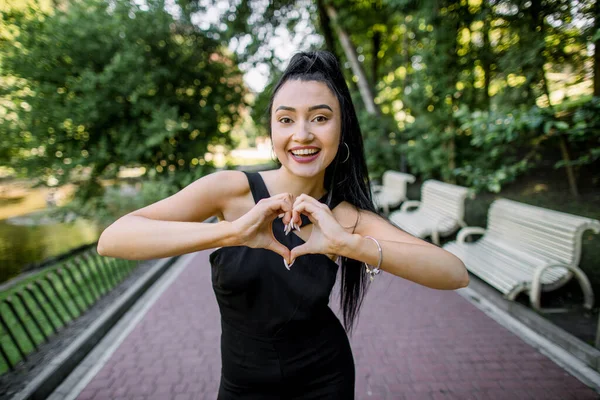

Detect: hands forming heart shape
231,193,350,270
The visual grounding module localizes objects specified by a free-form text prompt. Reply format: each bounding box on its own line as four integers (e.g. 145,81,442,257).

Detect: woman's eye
314,116,328,123
279,117,292,124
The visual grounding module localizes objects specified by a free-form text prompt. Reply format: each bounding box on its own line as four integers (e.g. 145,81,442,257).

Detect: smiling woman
97,50,468,399
271,81,341,178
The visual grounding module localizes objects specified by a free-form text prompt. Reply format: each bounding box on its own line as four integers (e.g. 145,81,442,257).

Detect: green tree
213,0,598,191
1,0,246,203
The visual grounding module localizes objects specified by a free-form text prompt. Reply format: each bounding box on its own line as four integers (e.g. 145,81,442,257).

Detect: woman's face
271,79,342,179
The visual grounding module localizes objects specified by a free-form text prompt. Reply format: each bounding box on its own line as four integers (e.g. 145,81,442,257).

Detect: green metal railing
0,248,137,374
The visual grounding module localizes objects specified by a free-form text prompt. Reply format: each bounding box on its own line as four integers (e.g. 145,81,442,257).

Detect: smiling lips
289,147,321,163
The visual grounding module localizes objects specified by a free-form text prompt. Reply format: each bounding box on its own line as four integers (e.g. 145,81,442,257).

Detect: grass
0,250,138,374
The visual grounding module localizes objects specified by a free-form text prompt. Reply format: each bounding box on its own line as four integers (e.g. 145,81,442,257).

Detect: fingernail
284,223,290,235
294,222,301,232
289,259,295,268
283,259,291,270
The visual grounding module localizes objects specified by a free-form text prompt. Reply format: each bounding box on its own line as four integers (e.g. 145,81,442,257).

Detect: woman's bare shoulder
206,170,251,197
204,170,254,221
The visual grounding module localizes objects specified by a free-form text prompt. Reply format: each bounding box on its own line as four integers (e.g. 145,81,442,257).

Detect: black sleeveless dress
209,171,355,399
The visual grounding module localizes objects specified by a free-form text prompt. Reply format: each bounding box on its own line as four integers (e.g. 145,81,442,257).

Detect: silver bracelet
363,236,382,282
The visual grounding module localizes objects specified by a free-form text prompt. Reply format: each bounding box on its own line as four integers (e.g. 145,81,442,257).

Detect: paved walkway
72,250,597,399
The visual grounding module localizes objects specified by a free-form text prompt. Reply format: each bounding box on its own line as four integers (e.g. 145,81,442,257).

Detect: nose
292,121,313,142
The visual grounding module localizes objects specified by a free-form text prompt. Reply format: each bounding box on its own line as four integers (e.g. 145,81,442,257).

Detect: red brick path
76,250,598,399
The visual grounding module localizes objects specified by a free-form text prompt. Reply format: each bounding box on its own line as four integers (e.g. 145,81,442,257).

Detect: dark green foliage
452,97,600,193
559,98,600,168
1,0,246,203
358,109,404,179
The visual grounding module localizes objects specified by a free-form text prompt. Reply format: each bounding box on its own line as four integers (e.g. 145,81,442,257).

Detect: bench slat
445,241,567,296
488,199,599,266
488,222,576,265
444,198,599,310
389,180,470,244
372,171,415,214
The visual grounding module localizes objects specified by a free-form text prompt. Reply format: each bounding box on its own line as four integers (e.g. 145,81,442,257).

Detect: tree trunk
372,30,381,91
447,132,456,184
530,0,579,197
530,0,552,106
594,0,600,97
325,4,379,116
482,10,491,109
316,0,339,59
559,136,579,197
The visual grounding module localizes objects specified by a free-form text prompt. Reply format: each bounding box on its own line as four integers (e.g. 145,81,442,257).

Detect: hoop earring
341,142,350,163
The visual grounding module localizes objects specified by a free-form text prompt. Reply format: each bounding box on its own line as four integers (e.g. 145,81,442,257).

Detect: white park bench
389,180,472,245
371,171,415,215
443,198,600,312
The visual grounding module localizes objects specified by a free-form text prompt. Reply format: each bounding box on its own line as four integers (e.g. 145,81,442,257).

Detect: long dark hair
267,50,377,333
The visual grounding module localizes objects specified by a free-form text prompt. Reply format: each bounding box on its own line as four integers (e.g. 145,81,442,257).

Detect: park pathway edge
457,283,600,392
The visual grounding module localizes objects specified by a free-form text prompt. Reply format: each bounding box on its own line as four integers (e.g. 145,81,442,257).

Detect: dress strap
242,171,271,204
243,171,344,212
324,192,344,211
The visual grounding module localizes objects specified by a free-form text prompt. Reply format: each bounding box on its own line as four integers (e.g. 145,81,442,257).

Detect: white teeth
291,149,319,156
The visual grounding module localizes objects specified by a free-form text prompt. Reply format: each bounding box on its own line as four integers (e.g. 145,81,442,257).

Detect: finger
293,201,323,225
292,193,321,209
291,209,301,228
262,195,293,220
290,244,313,264
292,194,323,225
269,193,295,225
281,193,295,226
267,240,290,262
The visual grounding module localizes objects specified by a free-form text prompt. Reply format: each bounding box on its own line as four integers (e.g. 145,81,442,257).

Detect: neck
274,167,327,199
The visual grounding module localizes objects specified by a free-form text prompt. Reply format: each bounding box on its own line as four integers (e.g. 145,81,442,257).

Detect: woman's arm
97,217,236,260
97,170,245,260
341,209,469,290
287,198,468,290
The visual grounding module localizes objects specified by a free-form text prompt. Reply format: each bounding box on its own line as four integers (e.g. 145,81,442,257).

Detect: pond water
0,189,100,283
0,181,102,284
0,215,101,284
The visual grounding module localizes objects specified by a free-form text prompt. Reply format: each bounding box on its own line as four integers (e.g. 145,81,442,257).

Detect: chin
279,151,336,178
284,160,329,178
285,165,322,178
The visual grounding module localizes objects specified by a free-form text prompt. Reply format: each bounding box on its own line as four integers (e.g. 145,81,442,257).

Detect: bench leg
431,230,440,246
530,264,595,312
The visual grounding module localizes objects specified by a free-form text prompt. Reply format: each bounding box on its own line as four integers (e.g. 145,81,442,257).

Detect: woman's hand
232,193,294,261
289,194,352,265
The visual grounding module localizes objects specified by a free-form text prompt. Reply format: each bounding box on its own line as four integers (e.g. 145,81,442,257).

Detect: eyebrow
275,104,333,112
